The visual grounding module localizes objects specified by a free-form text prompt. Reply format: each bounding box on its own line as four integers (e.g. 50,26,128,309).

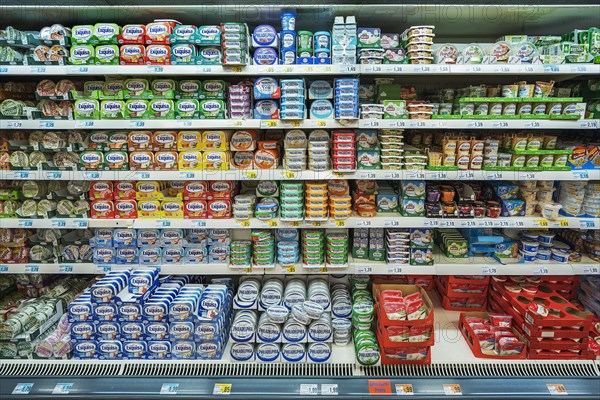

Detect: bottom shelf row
1,271,599,364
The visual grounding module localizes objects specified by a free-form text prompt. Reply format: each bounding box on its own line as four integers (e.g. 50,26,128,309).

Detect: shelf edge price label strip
300,384,318,396
368,380,392,396
160,383,179,395
213,383,232,395
547,384,568,396
12,383,33,395
396,384,414,396
321,384,338,396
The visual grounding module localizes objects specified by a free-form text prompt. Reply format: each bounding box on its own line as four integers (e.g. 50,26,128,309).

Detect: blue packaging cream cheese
252,25,278,48
253,47,278,65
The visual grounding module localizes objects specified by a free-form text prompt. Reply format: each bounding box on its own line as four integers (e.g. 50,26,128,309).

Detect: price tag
359,172,376,179
319,267,328,273
485,171,503,179
388,266,402,274
383,172,401,179
395,384,414,396
479,220,494,227
482,266,497,275
525,121,541,129
15,171,30,179
0,265,8,273
311,221,322,227
534,219,548,228
493,220,510,228
75,120,95,128
437,65,450,73
496,66,510,73
583,266,599,274
45,171,63,179
442,384,462,396
341,65,357,73
513,220,525,227
332,171,345,178
18,220,33,228
213,383,232,395
321,384,338,396
492,121,510,128
268,220,278,227
368,380,392,395
52,383,73,395
52,219,67,228
438,220,456,228
12,383,33,395
430,171,447,180
580,220,596,229
129,120,146,128
232,120,243,127
557,219,569,227
579,120,598,129
357,266,373,274
238,220,250,228
157,220,171,227
286,266,296,273
59,265,73,273
192,220,206,227
547,384,568,396
135,172,151,179
243,267,253,274
160,383,179,395
424,220,439,228
31,66,47,73
571,170,589,180
95,265,112,274
469,66,482,72
406,171,425,179
458,171,474,180
284,171,296,179
73,219,88,228
414,121,426,128
317,120,327,127
467,120,484,128
25,265,39,273
460,220,476,227
289,221,300,227
265,120,278,128
534,267,549,275
388,120,406,128
365,120,380,128
7,120,23,128
544,65,559,73
149,66,164,73
335,220,345,227
384,220,400,227
518,172,537,180
84,171,100,179
300,384,319,396
245,171,258,179
356,220,371,227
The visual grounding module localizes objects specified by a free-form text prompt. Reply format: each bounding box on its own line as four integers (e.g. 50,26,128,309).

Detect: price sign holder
443,384,462,396
160,383,179,395
395,384,414,396
547,384,568,396
368,380,392,396
213,383,232,395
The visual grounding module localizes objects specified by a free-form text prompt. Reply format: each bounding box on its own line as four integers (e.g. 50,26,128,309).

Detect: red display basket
458,312,527,360
436,275,490,298
375,326,432,365
435,279,487,311
376,321,435,349
373,284,435,327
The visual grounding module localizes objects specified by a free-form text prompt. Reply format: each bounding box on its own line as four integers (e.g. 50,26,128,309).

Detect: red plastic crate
375,326,432,365
373,284,435,328
458,312,526,360
376,321,435,349
436,276,489,298
435,280,487,311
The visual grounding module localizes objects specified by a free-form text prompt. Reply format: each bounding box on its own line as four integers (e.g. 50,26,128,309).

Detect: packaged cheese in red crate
435,277,488,311
436,275,490,298
372,275,435,291
372,284,434,364
459,312,526,360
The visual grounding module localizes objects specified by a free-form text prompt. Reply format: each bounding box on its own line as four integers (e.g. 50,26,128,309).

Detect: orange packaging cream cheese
137,199,161,218
161,200,184,219
254,149,278,169
153,131,177,151
328,179,350,196
306,182,328,194
184,200,207,219
183,180,209,200
130,151,154,170
90,200,115,219
329,195,352,207
114,199,138,219
305,209,328,219
203,150,230,170
207,199,232,219
177,131,202,150
231,151,254,169
145,22,173,44
230,130,257,151
136,181,162,199
114,181,136,200
128,131,153,151
154,151,178,170
120,44,145,64
178,151,203,170
202,130,231,151
89,181,114,200
258,140,279,150
207,181,234,200
120,24,146,44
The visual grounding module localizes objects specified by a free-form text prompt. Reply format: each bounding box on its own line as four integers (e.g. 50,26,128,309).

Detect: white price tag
547,384,568,396
358,172,376,179
384,220,400,227
579,120,598,129
321,384,338,396
458,171,474,180
12,383,33,395
442,384,462,396
518,171,537,180
136,172,151,179
75,120,95,128
59,265,74,273
7,120,23,128
492,121,510,128
53,383,73,395
357,266,373,274
438,220,456,228
424,220,439,228
25,265,39,273
388,266,402,274
396,384,414,396
18,219,33,228
213,383,232,395
388,120,406,128
493,220,511,228
406,171,425,179
356,220,371,227
467,120,484,128
45,171,63,179
95,265,112,274
430,171,447,180
485,171,503,179
300,384,319,396
460,220,476,228
525,121,541,128
160,383,179,395
583,266,599,274
482,266,497,275
383,172,401,179
571,170,589,180
579,220,596,229
534,267,549,275
52,219,67,228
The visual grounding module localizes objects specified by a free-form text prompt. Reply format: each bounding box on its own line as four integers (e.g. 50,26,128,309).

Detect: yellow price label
285,171,296,179
283,66,293,72
536,219,549,227
240,220,250,227
246,171,257,179
268,220,278,227
335,220,345,227
213,383,232,395
319,267,328,273
231,66,242,73
304,66,313,73
266,120,277,127
243,268,253,274
290,121,301,127
559,220,569,227
286,266,296,273
317,120,327,127
312,221,322,227
232,120,242,127
266,67,275,73
289,221,300,227
324,66,332,72
333,171,344,177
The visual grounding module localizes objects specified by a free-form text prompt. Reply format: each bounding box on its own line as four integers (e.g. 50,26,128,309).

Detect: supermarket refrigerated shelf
0,216,596,230
1,168,596,182
1,63,598,76
0,291,598,399
1,119,598,130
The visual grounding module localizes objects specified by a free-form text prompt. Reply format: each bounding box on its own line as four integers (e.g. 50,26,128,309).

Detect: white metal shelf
1,63,597,76
2,168,595,182
0,216,595,230
2,119,598,131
